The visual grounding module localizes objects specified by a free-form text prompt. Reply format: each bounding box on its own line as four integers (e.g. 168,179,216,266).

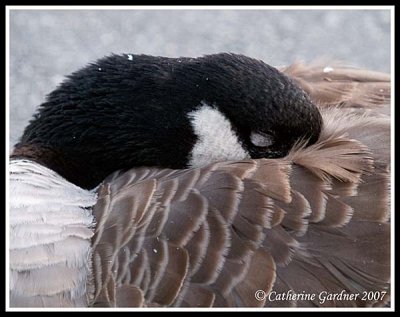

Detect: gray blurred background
9,9,391,149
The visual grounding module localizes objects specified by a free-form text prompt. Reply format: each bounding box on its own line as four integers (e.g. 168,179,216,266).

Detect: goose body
9,54,391,308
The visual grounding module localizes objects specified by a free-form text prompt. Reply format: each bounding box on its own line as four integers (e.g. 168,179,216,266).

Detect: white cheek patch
187,102,250,167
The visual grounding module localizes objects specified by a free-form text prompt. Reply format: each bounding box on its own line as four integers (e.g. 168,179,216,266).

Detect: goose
9,53,391,308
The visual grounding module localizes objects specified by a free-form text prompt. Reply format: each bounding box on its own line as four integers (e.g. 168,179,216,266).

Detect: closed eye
250,131,275,148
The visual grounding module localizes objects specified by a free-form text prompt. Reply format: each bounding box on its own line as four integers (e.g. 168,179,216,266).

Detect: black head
187,53,322,160
12,53,322,189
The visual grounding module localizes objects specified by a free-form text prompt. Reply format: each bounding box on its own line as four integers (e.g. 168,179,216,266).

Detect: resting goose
9,53,391,308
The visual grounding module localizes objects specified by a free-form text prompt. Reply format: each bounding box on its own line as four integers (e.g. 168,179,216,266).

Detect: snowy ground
9,8,391,148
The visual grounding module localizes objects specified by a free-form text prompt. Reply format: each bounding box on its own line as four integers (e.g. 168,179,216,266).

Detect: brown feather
174,284,215,307
148,244,189,306
280,62,390,111
234,249,276,307
190,211,230,284
115,285,144,307
184,222,210,276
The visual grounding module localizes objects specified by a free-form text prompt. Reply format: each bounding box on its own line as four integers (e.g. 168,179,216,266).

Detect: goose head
11,53,322,189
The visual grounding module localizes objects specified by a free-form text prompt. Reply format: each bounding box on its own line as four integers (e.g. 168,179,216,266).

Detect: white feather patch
9,159,97,307
187,102,250,167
